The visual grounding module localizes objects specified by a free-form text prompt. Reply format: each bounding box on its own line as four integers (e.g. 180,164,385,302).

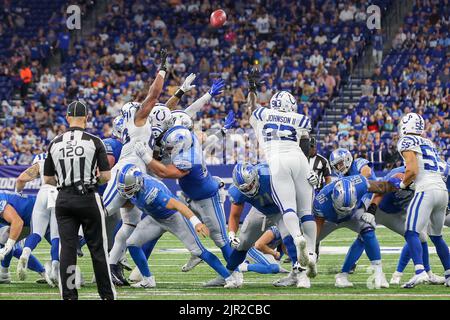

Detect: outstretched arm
165,198,209,238
184,79,225,117
166,73,197,109
246,67,264,116
135,49,168,125
368,180,397,194
16,162,40,192
255,230,280,260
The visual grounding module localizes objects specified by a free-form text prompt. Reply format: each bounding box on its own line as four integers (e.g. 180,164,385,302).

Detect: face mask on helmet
121,102,141,117
161,128,193,157
117,165,143,199
232,163,260,197
330,148,352,175
112,116,124,139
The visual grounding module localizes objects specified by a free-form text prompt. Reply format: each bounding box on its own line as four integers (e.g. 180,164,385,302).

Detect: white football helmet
398,112,425,137
161,127,193,156
121,101,141,117
172,110,193,130
269,91,297,113
149,104,173,133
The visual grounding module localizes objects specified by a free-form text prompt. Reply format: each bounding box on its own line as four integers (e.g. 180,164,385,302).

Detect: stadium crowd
0,0,448,169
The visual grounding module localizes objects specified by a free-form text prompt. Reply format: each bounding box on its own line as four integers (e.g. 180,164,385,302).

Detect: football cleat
224,277,240,289
335,273,353,288
128,267,143,283
0,268,11,284
50,260,60,286
203,276,226,287
181,255,203,273
402,271,429,288
232,271,244,287
390,271,403,285
427,271,445,285
44,262,56,287
294,235,308,268
119,257,132,271
374,272,389,289
296,271,311,288
16,255,28,281
273,271,297,287
131,276,156,288
110,264,130,286
306,252,317,278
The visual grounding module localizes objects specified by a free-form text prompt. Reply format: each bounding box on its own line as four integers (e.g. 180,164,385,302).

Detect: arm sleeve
94,138,110,171
228,186,245,205
184,93,212,118
43,143,56,176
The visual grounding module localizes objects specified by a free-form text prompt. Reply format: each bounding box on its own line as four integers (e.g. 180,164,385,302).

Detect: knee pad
360,229,376,241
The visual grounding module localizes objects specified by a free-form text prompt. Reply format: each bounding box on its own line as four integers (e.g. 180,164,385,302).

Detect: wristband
5,238,15,249
158,70,166,78
400,181,407,189
367,203,378,215
174,88,185,99
189,215,201,227
228,231,236,238
141,152,153,165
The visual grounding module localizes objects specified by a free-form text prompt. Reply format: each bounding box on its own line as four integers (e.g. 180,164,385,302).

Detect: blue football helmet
329,148,353,175
116,164,143,199
331,179,358,218
232,163,260,197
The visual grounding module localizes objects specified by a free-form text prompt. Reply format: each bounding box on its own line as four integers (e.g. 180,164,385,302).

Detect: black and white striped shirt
44,127,109,189
309,153,332,191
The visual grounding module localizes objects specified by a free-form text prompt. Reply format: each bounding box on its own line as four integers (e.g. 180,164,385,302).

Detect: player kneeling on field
116,164,242,288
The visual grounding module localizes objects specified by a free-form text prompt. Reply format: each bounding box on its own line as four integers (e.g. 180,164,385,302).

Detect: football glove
223,110,236,130
209,79,225,97
0,239,15,261
307,170,319,187
248,67,263,93
228,231,240,249
159,48,168,72
134,141,153,165
180,73,196,93
360,212,376,228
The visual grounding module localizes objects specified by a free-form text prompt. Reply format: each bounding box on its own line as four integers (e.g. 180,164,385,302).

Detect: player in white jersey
15,153,60,285
396,112,450,288
102,49,187,285
245,68,319,280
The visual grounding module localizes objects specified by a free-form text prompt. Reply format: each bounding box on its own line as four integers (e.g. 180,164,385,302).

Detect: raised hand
209,79,225,97
159,48,168,72
248,67,263,93
224,110,236,129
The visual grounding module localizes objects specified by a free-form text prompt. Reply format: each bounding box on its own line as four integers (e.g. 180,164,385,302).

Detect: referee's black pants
55,189,116,300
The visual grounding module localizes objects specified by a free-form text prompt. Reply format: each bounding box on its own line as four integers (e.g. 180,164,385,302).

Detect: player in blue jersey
325,148,377,275
332,166,444,286
15,153,60,285
0,192,52,285
139,121,235,287
115,164,241,288
225,162,310,288
313,175,396,288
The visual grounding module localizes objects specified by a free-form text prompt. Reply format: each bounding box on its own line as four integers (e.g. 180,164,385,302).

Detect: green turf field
1,227,449,300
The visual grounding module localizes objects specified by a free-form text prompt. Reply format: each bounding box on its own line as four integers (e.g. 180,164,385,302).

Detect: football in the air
210,9,227,28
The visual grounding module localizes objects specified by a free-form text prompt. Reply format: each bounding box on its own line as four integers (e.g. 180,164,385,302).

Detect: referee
43,101,116,300
308,137,332,191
